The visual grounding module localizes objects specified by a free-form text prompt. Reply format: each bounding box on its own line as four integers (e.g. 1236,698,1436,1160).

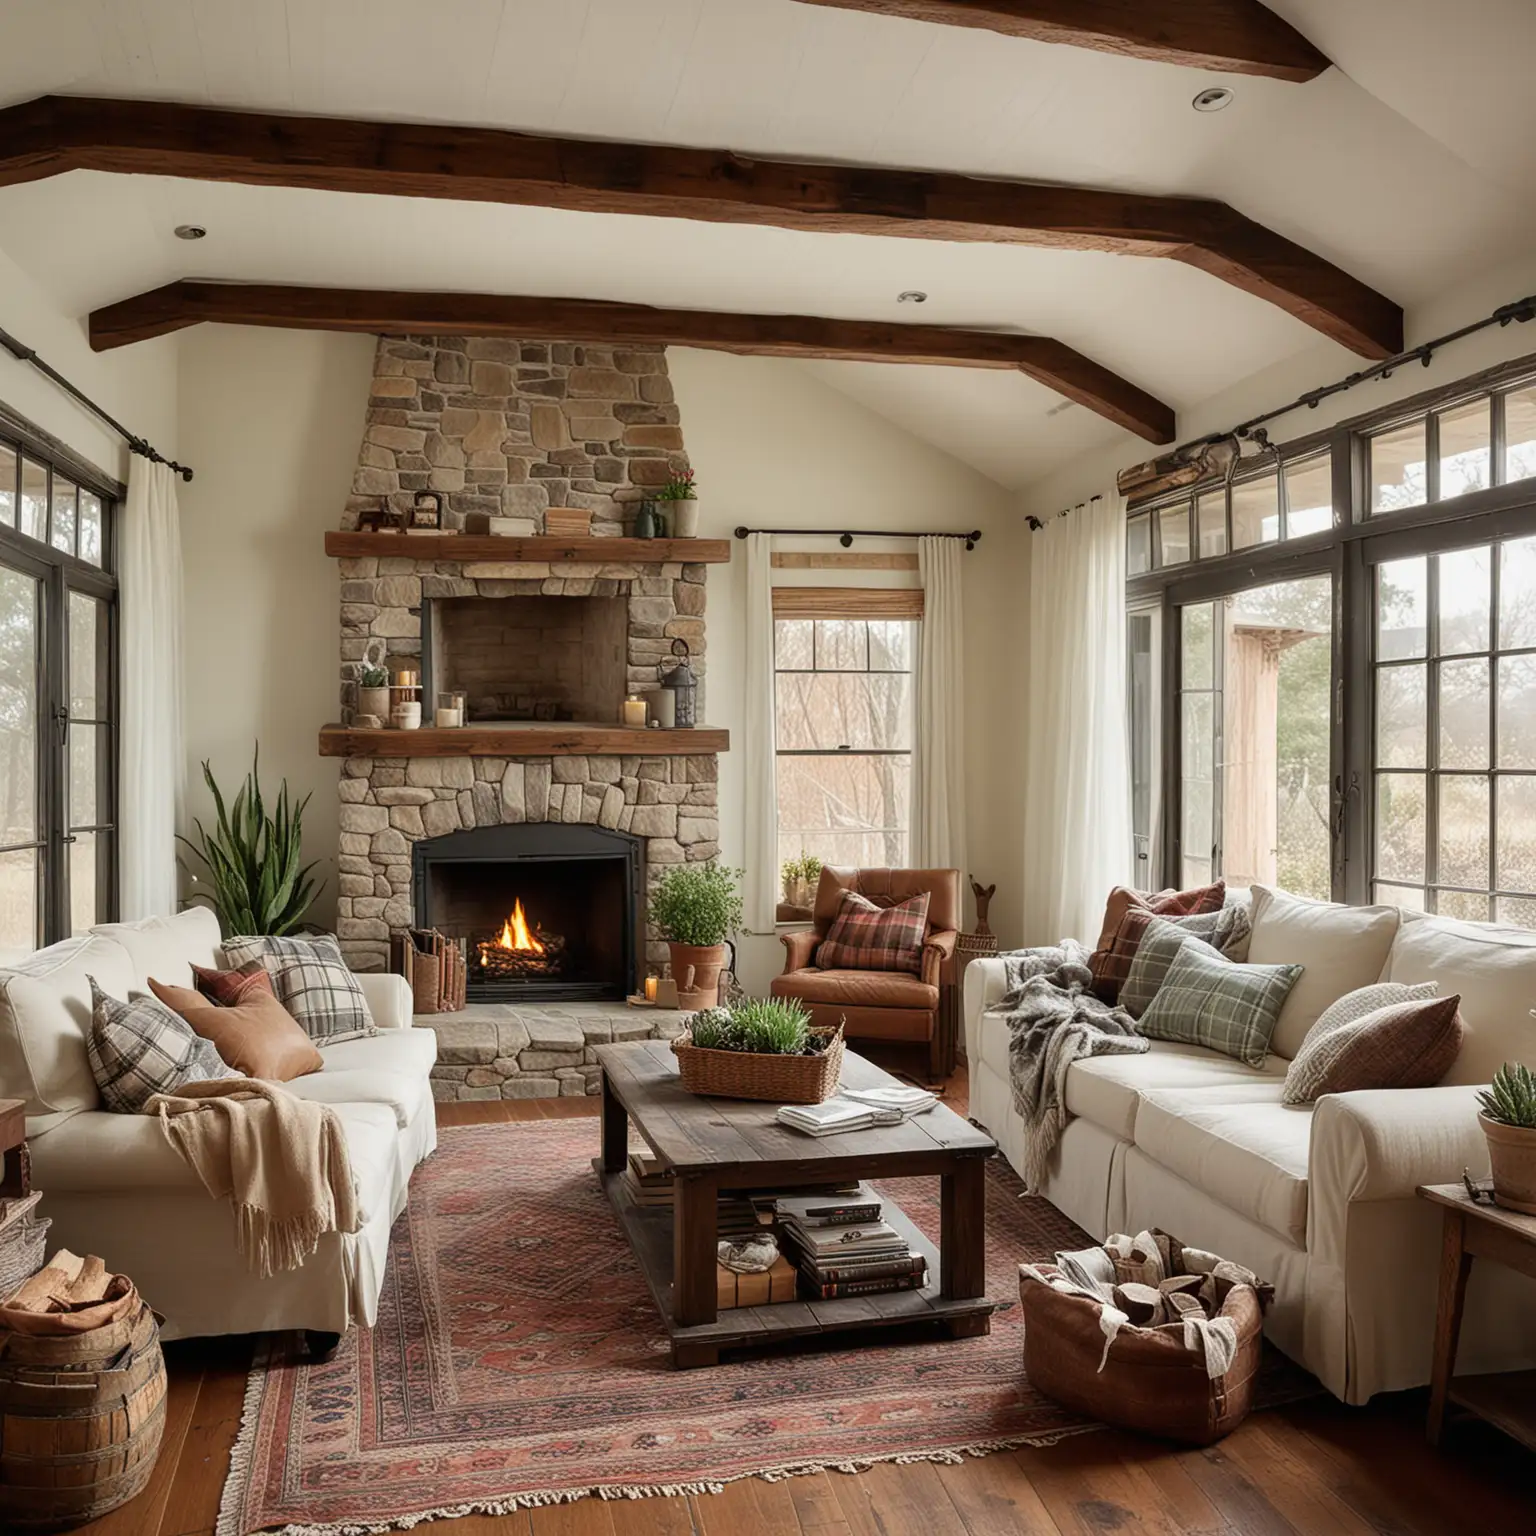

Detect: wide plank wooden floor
73,1057,1536,1536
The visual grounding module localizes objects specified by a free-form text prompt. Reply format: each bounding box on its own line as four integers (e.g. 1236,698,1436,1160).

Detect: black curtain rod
1026,494,1102,533
0,323,194,482
734,525,982,549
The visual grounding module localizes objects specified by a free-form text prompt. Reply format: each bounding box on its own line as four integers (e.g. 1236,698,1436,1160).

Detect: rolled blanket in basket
143,1078,359,1277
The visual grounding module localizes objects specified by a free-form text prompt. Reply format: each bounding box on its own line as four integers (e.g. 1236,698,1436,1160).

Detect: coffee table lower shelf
595,1160,995,1367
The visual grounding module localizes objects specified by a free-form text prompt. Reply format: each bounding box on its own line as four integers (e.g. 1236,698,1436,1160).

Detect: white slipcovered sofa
0,907,435,1341
965,890,1536,1404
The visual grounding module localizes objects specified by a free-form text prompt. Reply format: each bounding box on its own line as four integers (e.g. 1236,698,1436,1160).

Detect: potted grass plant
649,862,742,1008
673,997,845,1103
1478,1060,1536,1214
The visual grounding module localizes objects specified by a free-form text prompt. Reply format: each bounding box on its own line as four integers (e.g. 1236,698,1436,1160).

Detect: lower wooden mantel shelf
319,723,729,758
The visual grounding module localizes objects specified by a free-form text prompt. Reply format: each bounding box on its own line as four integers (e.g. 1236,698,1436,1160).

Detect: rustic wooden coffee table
594,1040,997,1367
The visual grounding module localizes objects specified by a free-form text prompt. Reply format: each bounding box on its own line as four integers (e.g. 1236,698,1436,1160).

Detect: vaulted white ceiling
0,0,1531,490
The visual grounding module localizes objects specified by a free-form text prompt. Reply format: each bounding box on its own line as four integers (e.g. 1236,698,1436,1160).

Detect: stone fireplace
327,333,726,1027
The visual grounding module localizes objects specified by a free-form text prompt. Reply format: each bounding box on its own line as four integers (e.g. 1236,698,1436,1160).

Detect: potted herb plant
674,997,845,1103
781,850,823,911
1478,1060,1536,1214
649,862,742,1009
657,467,699,537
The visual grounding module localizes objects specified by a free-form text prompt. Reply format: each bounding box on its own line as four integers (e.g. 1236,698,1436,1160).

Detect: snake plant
1478,1062,1536,1129
179,752,320,936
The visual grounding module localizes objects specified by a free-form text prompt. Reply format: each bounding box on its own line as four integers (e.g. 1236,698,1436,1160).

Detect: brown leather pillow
192,960,274,1007
148,978,323,1082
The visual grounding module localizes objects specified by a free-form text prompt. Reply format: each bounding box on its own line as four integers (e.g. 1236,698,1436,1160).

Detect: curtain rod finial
733,525,749,538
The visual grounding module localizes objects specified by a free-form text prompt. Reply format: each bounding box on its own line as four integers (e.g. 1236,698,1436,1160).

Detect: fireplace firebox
412,824,642,1002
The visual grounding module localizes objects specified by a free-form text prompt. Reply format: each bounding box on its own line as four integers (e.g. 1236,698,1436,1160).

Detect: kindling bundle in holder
1019,1228,1274,1445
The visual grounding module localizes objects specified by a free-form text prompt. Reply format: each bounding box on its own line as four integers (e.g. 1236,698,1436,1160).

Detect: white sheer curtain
912,535,966,871
1021,493,1131,946
742,533,779,930
119,458,186,920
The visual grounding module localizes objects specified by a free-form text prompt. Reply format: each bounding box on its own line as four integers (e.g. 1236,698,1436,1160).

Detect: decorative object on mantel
658,637,698,728
643,685,676,728
621,695,647,729
657,468,699,537
179,753,319,936
1478,1059,1536,1213
650,863,743,1010
463,512,537,537
407,490,444,534
434,691,466,729
356,498,402,534
354,639,391,724
632,500,661,540
544,507,593,538
734,524,982,551
673,1000,845,1104
390,669,422,730
323,531,733,562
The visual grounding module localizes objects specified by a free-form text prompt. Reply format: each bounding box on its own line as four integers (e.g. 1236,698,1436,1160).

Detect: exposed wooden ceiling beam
3,96,1400,359
789,1,1330,82
88,280,1178,443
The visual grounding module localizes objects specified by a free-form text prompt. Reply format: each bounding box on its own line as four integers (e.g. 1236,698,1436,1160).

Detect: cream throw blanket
144,1078,360,1277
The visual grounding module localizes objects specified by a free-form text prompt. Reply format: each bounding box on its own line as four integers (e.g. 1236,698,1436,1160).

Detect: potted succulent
656,467,699,537
649,862,743,1009
673,997,845,1103
355,641,391,723
1478,1060,1536,1214
781,850,823,911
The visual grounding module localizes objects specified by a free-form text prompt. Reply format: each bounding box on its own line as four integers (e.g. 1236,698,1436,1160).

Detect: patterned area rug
217,1119,1304,1535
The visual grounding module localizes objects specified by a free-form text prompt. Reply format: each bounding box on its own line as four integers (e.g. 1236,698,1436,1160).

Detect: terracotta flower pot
667,941,728,1010
1480,1113,1536,1215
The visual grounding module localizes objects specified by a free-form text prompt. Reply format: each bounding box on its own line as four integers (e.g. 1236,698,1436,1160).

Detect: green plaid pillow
1136,943,1303,1068
1119,916,1228,1019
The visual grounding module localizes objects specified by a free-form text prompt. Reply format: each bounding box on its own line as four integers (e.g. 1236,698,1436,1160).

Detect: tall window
773,595,918,872
0,429,117,952
1124,354,1536,925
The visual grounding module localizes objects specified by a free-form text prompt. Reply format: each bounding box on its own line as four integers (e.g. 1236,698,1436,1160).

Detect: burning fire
494,898,544,954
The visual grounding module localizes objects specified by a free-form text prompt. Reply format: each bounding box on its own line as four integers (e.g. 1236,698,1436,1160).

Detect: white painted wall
173,332,1025,967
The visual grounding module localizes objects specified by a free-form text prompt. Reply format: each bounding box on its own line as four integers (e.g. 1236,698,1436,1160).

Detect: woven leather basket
672,1025,845,1103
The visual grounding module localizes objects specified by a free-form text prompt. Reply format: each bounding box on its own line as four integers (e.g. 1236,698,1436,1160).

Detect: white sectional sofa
0,908,435,1342
965,891,1536,1404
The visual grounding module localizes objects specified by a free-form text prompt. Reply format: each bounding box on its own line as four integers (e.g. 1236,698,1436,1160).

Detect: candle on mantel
622,696,648,728
434,708,462,728
644,975,658,1003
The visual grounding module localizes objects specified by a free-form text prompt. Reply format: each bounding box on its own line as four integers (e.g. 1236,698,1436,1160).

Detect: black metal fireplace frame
411,822,643,1003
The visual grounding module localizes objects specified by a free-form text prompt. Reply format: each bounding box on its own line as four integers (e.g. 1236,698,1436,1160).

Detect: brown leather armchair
770,867,962,1079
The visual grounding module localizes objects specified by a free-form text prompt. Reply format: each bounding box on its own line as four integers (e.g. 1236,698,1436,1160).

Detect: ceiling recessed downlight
897,290,928,303
1192,87,1234,113
174,224,207,240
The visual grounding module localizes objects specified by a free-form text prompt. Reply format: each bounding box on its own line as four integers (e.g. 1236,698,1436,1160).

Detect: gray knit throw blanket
998,940,1148,1193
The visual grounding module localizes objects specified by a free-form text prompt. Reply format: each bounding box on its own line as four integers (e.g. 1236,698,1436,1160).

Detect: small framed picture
411,491,444,531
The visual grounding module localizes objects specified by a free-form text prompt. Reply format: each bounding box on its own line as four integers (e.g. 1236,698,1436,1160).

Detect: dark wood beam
7,96,1399,359
789,1,1330,82
89,280,1179,443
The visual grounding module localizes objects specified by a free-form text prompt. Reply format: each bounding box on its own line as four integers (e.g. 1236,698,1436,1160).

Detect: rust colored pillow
193,961,274,1007
1093,881,1226,955
148,978,323,1083
1281,994,1465,1105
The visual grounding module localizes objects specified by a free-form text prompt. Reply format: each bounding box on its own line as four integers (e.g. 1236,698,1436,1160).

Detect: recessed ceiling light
897,290,928,304
1192,87,1234,113
174,224,208,240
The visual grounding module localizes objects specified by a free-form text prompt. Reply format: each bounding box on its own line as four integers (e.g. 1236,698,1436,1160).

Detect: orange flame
495,898,544,954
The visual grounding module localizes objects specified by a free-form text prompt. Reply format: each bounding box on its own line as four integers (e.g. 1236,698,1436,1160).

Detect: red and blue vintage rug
215,1119,1295,1535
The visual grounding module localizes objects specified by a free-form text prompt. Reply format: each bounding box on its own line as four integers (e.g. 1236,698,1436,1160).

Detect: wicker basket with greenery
672,998,844,1103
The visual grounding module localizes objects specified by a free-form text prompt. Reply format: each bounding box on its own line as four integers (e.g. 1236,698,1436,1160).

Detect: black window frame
0,403,121,949
1126,348,1536,915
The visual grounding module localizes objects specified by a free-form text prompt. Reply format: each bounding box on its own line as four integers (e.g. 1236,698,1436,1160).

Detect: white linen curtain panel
743,532,779,931
1021,493,1132,946
120,457,186,920
913,535,967,871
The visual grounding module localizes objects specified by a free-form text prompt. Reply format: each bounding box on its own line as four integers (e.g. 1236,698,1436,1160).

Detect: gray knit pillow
1136,944,1303,1068
86,978,239,1114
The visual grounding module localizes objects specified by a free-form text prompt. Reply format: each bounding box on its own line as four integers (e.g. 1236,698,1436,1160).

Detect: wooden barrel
0,1301,167,1530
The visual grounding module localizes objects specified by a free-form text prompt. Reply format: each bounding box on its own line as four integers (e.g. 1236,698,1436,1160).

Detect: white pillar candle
622,696,648,728
434,708,462,728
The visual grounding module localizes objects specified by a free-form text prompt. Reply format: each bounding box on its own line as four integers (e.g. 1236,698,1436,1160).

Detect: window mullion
1424,555,1441,910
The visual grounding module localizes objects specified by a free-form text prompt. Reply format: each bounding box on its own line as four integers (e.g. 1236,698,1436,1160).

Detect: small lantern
410,491,443,531
657,637,698,729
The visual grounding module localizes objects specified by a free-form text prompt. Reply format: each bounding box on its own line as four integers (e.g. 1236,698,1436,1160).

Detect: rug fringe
216,1341,1102,1536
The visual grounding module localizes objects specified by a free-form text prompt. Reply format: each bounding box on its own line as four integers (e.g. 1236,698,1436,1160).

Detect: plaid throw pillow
1136,944,1303,1069
86,977,238,1113
1092,881,1225,957
1092,902,1250,1002
1120,916,1227,1019
1283,985,1454,1104
221,934,376,1045
816,890,930,976
193,960,274,1007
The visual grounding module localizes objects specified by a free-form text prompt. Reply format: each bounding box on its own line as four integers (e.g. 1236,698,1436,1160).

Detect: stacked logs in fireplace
475,934,566,979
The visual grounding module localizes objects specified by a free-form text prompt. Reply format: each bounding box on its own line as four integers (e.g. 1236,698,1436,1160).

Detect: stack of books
622,1152,672,1208
776,1084,939,1137
776,1186,928,1299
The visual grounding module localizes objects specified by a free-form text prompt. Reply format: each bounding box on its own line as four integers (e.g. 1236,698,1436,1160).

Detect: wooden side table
1418,1182,1536,1449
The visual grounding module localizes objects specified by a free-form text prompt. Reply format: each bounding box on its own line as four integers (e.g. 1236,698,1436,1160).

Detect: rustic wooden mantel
324,532,731,563
320,724,729,758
